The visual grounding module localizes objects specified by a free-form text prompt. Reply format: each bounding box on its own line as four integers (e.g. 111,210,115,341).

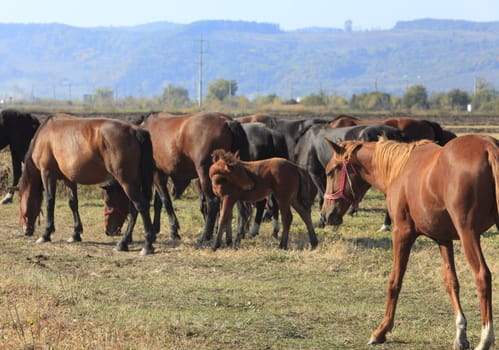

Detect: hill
0,19,498,100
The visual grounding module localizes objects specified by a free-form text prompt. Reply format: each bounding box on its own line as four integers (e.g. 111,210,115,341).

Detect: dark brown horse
328,114,455,145
209,149,318,251
321,135,499,350
0,109,40,204
102,112,250,246
18,114,157,255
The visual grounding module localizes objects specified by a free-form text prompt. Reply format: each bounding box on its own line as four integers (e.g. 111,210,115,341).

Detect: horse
241,122,289,238
321,135,499,350
294,123,405,229
328,114,455,145
209,149,318,251
18,113,157,255
102,112,251,247
236,113,329,161
0,109,40,204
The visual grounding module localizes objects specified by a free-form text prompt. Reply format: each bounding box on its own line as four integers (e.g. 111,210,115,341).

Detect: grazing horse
18,114,157,255
321,135,499,350
209,149,318,251
294,123,405,229
236,113,328,161
0,109,40,204
241,122,289,238
102,112,250,246
328,114,454,145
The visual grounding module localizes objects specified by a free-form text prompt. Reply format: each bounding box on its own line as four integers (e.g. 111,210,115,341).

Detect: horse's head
101,179,129,236
210,149,254,191
321,139,370,227
18,173,43,236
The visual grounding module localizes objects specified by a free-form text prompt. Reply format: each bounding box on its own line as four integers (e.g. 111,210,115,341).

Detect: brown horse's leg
36,174,57,243
458,231,494,350
278,205,293,250
369,228,416,345
291,200,318,250
65,182,83,243
212,197,235,251
154,174,181,240
437,240,469,350
120,183,156,255
116,203,138,252
196,172,219,246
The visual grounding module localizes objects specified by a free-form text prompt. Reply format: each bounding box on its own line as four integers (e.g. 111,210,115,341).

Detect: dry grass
0,146,498,349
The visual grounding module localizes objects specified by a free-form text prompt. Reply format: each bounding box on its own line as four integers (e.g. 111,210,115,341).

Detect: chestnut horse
102,112,250,247
18,114,157,255
209,149,318,251
321,135,499,350
328,114,455,145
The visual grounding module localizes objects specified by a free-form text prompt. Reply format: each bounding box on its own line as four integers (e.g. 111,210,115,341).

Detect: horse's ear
233,150,240,160
324,137,344,155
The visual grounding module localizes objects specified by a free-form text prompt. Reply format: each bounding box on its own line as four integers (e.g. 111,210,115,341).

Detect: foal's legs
212,196,236,251
437,240,469,350
65,182,83,243
36,173,57,243
369,227,417,345
277,203,293,250
291,200,318,250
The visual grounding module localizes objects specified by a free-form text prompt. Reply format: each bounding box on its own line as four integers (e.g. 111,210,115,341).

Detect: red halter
323,161,359,208
104,206,128,220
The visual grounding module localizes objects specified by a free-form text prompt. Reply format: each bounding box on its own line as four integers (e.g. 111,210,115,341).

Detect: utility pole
198,33,204,108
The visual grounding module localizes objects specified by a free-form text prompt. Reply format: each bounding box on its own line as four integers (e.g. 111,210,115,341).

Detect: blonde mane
373,138,433,185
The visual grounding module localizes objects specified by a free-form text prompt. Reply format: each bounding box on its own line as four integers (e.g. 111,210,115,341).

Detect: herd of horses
1,108,498,349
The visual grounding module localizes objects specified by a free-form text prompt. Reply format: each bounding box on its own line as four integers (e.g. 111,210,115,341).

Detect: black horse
236,114,329,161
294,123,405,230
241,122,289,238
0,109,40,204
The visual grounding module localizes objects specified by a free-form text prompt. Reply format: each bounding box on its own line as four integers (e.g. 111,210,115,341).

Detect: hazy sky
0,0,497,30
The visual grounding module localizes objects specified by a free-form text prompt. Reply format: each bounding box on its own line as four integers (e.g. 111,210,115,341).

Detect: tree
300,90,328,106
402,84,428,109
206,79,238,102
472,78,498,111
443,89,470,110
162,84,190,108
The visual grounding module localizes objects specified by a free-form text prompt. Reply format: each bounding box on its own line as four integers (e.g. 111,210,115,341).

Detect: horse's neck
358,152,389,195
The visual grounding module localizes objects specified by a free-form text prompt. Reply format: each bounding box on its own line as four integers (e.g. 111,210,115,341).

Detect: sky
0,0,498,30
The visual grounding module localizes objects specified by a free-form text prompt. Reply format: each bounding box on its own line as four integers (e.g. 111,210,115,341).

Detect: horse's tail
226,120,250,161
135,128,154,203
424,120,446,145
488,143,499,222
297,166,317,209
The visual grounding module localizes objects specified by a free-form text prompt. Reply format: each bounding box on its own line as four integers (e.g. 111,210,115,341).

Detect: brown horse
18,113,157,255
102,112,250,246
209,149,318,251
328,114,455,145
321,135,499,350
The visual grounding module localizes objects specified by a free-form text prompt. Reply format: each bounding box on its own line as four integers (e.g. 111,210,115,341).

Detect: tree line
9,78,499,113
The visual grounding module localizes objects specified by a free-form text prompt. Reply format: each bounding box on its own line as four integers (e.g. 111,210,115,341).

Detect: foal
209,149,318,251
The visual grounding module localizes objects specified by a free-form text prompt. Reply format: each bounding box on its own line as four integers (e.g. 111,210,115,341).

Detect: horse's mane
373,138,433,185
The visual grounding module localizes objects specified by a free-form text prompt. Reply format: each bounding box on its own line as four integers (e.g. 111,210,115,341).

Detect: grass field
1,132,498,349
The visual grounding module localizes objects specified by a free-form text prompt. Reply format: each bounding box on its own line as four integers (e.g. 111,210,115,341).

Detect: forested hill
0,19,497,100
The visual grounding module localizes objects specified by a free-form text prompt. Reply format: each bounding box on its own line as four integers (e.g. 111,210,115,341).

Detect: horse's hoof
0,196,13,204
67,235,82,243
115,241,128,252
368,334,386,345
24,231,34,237
377,225,391,232
139,246,154,255
36,237,50,244
453,339,470,350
